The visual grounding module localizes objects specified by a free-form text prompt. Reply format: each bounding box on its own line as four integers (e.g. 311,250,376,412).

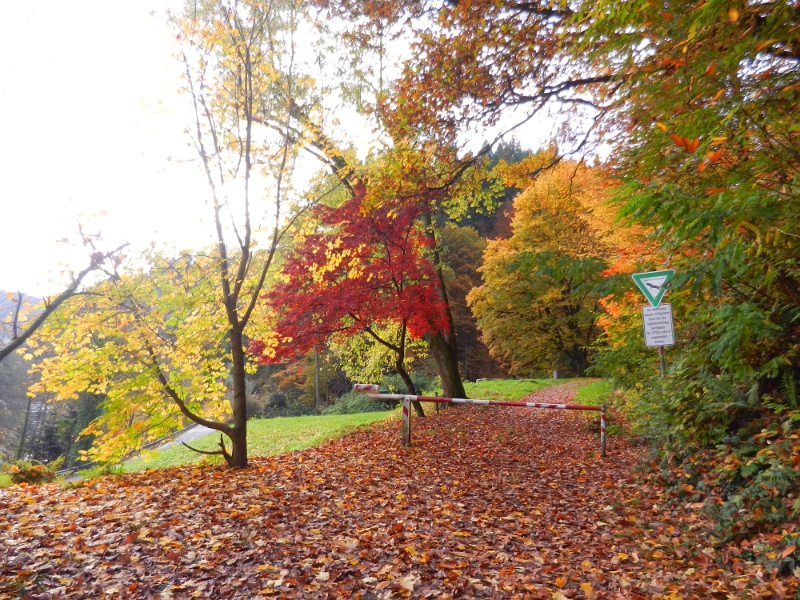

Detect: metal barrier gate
353,383,606,457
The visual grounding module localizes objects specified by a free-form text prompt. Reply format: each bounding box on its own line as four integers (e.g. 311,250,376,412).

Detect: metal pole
600,405,607,458
658,346,666,378
314,346,321,413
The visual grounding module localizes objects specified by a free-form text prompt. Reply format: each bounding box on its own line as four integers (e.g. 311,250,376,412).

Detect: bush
3,457,64,485
78,463,125,480
381,373,439,395
259,395,315,419
322,391,396,415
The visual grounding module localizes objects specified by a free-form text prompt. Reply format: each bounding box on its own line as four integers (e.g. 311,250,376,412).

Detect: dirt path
0,384,793,598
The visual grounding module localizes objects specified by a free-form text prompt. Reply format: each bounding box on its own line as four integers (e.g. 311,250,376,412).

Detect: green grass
0,472,11,488
573,379,614,406
462,378,565,401
124,411,396,472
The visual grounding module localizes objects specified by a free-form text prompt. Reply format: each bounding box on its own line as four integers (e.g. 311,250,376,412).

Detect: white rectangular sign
642,303,675,347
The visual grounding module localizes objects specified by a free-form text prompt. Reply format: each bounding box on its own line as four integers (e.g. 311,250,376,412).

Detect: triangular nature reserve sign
632,269,675,307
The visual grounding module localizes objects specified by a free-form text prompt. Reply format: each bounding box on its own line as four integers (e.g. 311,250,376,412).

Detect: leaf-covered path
1,384,796,598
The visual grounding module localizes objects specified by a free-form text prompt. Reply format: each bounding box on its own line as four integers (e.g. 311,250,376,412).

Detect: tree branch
0,246,126,364
181,434,232,463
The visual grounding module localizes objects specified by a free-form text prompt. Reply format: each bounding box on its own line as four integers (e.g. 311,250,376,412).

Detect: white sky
0,1,283,296
0,1,557,297
0,1,196,294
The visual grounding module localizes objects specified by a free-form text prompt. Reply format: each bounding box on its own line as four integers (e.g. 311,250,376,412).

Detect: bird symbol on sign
645,282,661,290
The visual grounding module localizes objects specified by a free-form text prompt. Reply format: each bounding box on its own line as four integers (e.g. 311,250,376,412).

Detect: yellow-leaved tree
26,0,335,468
468,161,627,377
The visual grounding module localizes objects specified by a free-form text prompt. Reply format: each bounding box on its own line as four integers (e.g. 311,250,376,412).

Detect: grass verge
573,379,614,406
462,378,566,401
123,411,396,472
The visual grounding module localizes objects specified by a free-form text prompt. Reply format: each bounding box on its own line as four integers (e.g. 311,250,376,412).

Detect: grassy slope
123,411,396,472
462,378,569,401
572,378,614,405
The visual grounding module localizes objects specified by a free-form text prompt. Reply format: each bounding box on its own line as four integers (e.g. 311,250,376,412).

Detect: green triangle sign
632,269,675,307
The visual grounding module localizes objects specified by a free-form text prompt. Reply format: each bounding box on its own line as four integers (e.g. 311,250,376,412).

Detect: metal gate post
401,397,411,446
600,405,607,458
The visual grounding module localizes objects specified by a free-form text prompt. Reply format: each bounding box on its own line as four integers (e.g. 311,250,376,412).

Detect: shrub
322,391,396,415
381,373,439,395
260,395,315,418
3,457,64,485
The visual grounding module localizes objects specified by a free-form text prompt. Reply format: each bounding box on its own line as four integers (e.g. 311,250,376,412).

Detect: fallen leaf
398,574,420,592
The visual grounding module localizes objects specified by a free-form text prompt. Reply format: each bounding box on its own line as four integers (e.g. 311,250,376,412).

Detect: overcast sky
0,1,556,297
0,2,192,294
0,1,313,296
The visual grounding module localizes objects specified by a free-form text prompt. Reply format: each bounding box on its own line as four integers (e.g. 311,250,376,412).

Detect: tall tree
257,184,450,416
439,223,508,380
28,0,330,468
293,142,490,399
468,162,615,376
582,0,800,413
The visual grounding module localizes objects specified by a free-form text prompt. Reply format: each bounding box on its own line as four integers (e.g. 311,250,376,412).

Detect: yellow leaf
728,8,739,22
555,576,567,588
656,122,669,132
23,353,33,361
581,582,598,600
617,552,630,562
652,550,664,559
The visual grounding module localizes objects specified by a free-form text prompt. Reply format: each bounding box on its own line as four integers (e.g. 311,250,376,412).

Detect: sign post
633,270,676,377
642,304,675,376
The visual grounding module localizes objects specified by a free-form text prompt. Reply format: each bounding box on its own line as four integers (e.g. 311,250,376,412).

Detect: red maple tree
250,185,449,415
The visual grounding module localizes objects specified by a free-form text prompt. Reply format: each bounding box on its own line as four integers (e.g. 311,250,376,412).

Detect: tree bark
425,330,467,399
419,212,468,399
396,357,425,417
228,325,249,468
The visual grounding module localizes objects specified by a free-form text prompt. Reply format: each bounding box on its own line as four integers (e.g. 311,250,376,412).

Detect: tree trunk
425,330,467,399
15,396,33,461
228,325,249,468
396,357,425,417
228,423,248,469
419,212,468,399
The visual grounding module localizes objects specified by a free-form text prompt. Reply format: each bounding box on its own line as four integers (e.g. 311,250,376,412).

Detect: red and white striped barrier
353,383,380,393
354,384,607,456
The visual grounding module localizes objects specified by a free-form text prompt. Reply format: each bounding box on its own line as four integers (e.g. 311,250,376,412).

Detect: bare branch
181,435,232,464
0,245,127,364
